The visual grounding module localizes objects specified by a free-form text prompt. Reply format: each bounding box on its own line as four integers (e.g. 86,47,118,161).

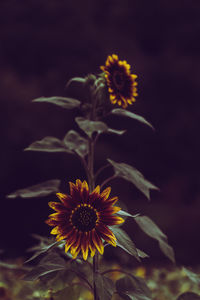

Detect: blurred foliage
0,259,200,300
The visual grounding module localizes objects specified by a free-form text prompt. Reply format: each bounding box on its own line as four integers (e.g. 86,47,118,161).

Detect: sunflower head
100,54,138,109
45,179,124,260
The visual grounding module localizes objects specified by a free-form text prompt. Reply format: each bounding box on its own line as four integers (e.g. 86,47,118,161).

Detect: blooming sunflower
45,179,124,260
100,54,138,109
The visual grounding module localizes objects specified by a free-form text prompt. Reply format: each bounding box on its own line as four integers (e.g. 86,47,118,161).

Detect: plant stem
93,254,98,300
94,163,110,180
100,175,117,189
87,88,99,300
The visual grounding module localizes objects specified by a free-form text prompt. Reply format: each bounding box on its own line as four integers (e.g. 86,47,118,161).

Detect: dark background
0,0,200,266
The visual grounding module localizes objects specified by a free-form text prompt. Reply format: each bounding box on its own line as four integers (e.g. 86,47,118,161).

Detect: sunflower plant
8,54,175,300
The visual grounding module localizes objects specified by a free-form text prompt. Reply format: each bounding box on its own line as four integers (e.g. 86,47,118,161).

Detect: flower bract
46,179,124,260
100,54,138,109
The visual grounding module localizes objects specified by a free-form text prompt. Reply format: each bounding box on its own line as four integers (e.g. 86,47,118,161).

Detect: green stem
87,87,99,300
93,254,99,300
94,163,110,180
100,175,117,189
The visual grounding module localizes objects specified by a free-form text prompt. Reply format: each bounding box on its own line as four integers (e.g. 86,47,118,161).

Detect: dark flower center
113,70,125,91
71,204,97,232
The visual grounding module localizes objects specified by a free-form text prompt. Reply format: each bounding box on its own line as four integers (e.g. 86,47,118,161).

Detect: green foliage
182,267,200,285
95,273,115,300
75,117,125,138
107,159,158,200
25,136,71,153
135,216,175,263
116,275,152,300
66,76,86,88
111,108,154,130
7,179,60,199
110,227,141,261
63,130,89,157
32,96,81,109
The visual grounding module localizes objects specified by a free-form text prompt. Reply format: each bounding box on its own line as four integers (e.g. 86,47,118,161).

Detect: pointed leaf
116,275,152,300
0,261,30,271
136,248,149,258
75,117,107,138
33,96,81,109
23,252,67,281
66,76,86,88
112,108,154,130
23,263,65,281
135,216,167,241
111,227,140,261
7,179,61,199
108,128,126,135
25,136,72,153
25,241,61,264
159,239,175,263
182,267,200,285
63,130,88,157
95,273,115,300
75,117,125,138
135,215,175,263
107,159,158,200
117,210,140,218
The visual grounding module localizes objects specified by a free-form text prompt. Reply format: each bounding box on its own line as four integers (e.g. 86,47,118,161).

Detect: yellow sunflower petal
75,179,82,189
92,185,100,195
89,244,96,257
100,187,111,201
50,226,60,235
92,230,104,255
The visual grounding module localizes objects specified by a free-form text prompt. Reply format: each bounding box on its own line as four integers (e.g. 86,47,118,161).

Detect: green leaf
117,210,140,218
7,179,61,199
25,240,62,264
63,130,88,157
111,108,154,130
159,239,176,263
182,267,200,285
33,96,81,109
23,252,67,281
66,76,86,88
136,248,149,259
53,285,81,300
23,264,65,281
95,273,115,300
134,215,175,263
110,227,140,261
75,117,125,138
176,292,200,300
0,261,30,271
108,128,126,135
116,275,152,300
107,159,158,200
25,136,72,153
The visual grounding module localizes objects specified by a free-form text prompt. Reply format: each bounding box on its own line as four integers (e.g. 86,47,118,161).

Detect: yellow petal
50,226,59,235
101,187,111,200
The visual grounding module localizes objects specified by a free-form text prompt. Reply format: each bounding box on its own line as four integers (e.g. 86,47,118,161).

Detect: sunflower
45,179,124,260
100,54,138,109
